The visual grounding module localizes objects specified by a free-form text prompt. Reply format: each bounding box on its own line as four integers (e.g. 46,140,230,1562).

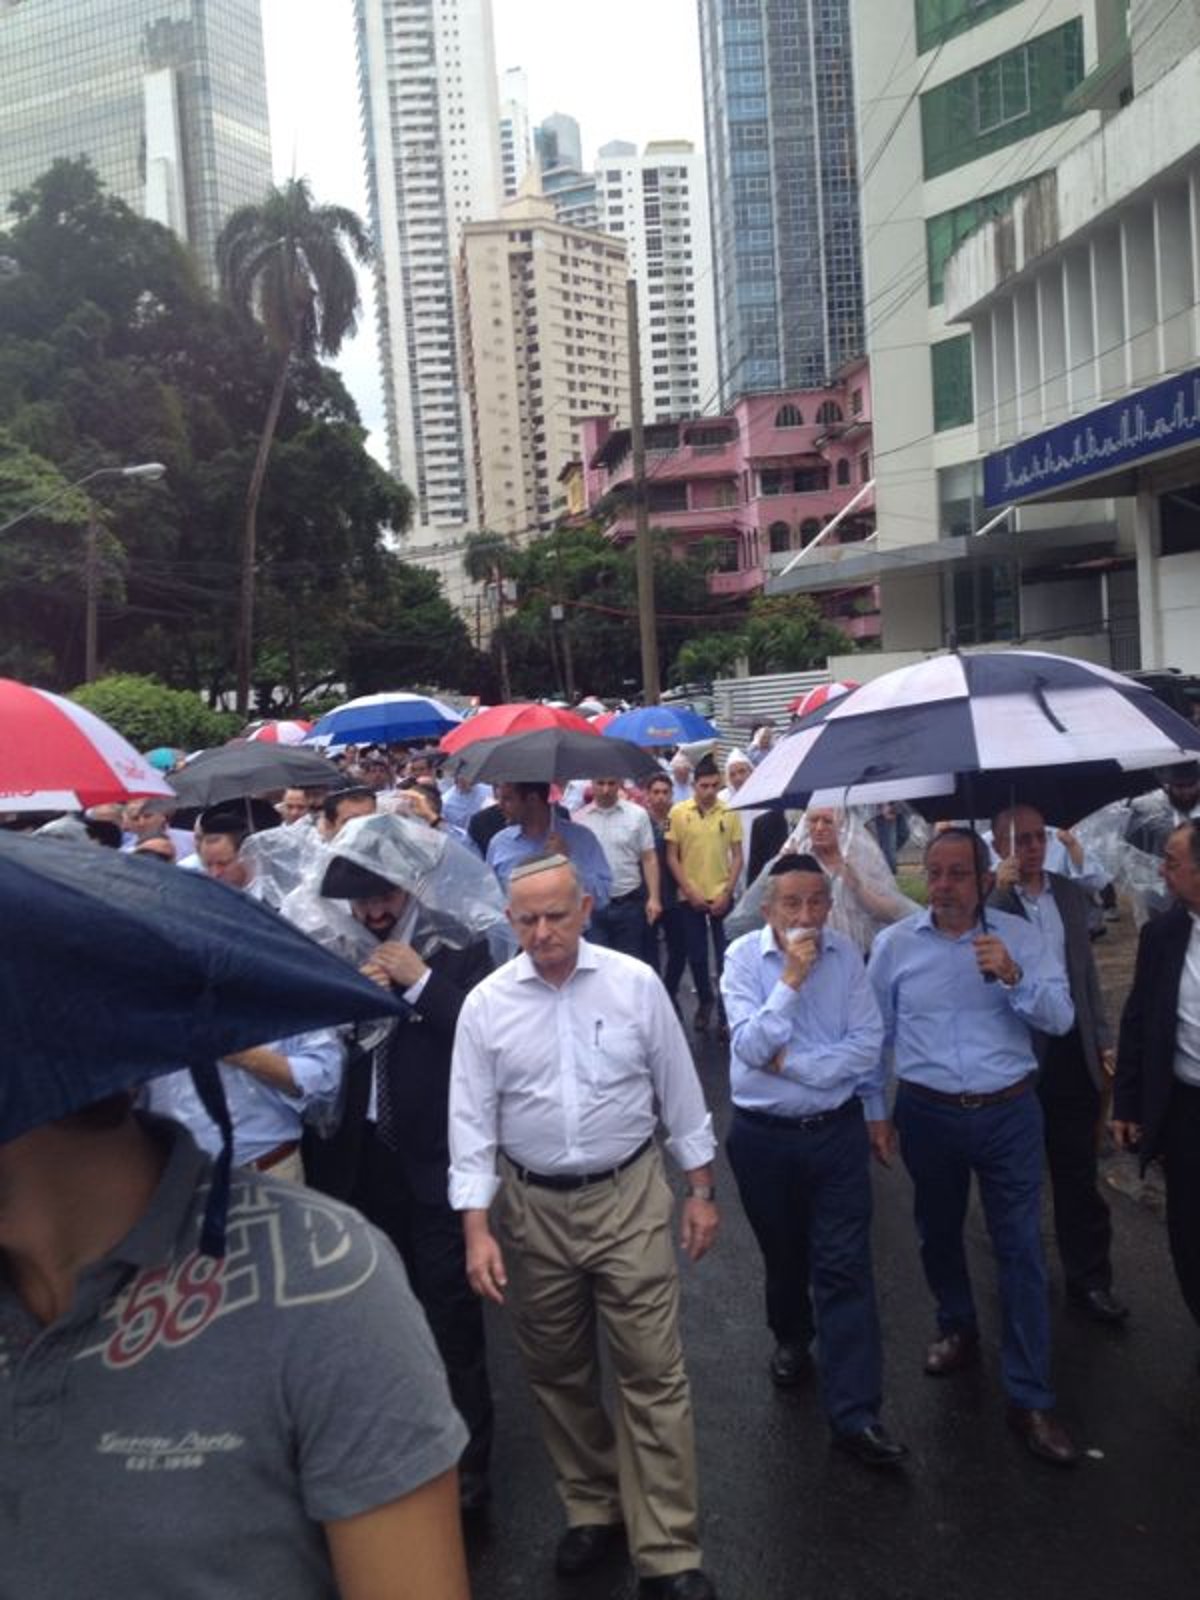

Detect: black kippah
693,753,719,779
768,852,823,878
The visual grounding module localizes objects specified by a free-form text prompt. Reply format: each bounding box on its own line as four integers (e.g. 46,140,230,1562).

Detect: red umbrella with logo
0,678,176,812
439,701,594,754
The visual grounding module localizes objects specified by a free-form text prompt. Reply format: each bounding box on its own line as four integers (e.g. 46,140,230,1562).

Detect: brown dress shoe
1007,1406,1080,1467
923,1329,980,1376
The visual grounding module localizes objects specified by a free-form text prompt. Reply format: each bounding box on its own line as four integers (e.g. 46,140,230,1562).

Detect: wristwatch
1000,963,1023,989
685,1184,716,1202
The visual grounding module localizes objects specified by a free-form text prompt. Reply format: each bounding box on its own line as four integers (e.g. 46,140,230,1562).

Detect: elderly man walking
450,855,720,1599
721,856,907,1469
867,828,1079,1466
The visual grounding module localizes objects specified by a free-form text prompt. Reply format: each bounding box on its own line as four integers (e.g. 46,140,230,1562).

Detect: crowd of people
5,725,1200,1600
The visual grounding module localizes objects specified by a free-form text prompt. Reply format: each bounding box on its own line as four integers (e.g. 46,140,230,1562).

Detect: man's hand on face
361,941,429,991
780,929,820,989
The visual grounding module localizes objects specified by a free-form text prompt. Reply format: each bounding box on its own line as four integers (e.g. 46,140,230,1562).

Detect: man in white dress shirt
575,776,662,959
449,855,719,1600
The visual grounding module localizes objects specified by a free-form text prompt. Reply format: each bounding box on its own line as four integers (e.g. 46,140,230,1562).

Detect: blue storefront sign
984,365,1200,507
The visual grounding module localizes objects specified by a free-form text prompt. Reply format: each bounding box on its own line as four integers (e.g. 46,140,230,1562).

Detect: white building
775,0,1132,674
354,0,503,602
945,2,1200,672
499,65,532,199
596,140,718,424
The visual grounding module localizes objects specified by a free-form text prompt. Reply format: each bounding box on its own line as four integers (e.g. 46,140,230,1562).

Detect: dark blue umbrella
0,833,401,1248
603,705,718,746
307,691,463,748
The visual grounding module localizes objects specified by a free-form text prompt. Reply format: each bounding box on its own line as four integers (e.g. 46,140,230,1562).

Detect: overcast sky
260,0,705,462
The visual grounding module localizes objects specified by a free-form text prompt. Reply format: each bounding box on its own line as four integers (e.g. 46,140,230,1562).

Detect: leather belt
901,1074,1035,1111
505,1136,653,1190
251,1139,300,1172
735,1099,858,1132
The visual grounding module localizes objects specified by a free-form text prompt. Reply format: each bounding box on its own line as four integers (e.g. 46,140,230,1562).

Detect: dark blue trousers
727,1103,882,1435
893,1082,1053,1410
680,906,727,1006
588,893,650,961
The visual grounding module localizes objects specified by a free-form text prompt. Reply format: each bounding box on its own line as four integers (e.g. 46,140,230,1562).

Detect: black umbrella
168,743,340,809
449,727,662,786
0,832,401,1248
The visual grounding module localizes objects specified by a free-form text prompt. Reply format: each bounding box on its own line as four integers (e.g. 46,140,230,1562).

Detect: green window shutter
932,336,974,432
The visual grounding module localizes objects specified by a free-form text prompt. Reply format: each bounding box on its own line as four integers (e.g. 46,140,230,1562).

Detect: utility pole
84,516,100,683
626,277,660,705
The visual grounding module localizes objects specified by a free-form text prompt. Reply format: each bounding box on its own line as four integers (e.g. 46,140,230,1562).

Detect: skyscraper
355,0,503,583
0,0,273,286
460,193,629,539
697,0,864,403
596,139,718,422
534,112,598,229
499,66,532,199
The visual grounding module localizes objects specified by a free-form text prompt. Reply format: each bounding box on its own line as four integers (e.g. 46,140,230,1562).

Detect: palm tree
217,178,372,715
463,531,517,702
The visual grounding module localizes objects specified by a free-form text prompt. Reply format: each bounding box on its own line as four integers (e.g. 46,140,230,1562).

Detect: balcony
600,503,741,545
707,566,764,598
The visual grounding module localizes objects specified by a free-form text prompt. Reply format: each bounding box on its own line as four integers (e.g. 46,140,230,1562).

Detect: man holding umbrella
867,828,1079,1465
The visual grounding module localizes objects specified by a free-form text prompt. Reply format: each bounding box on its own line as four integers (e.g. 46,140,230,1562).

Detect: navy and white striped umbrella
733,650,1200,824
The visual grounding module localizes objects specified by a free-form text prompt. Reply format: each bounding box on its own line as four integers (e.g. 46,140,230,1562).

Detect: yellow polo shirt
666,798,743,900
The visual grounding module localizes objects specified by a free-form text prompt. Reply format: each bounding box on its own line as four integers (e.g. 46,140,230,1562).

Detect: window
925,177,1044,305
974,50,1030,133
915,0,1023,55
774,403,804,427
816,401,844,425
800,519,822,547
932,336,974,432
836,459,851,486
768,520,791,554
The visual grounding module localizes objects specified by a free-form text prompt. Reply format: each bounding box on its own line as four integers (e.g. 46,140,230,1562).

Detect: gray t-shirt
0,1119,467,1598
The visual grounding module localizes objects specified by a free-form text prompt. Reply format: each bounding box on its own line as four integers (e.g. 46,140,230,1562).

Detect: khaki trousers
495,1145,701,1578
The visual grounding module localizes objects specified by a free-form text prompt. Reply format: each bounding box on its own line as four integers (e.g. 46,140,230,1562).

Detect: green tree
71,673,238,750
462,531,519,701
671,594,852,682
217,178,374,714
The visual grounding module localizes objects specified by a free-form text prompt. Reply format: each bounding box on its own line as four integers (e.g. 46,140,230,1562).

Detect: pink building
577,360,878,639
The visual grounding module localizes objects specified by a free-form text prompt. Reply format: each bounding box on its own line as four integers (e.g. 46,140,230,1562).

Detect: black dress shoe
1006,1406,1080,1467
924,1329,980,1376
769,1340,813,1388
638,1570,718,1599
834,1423,909,1469
1068,1286,1130,1324
458,1470,491,1514
555,1523,624,1575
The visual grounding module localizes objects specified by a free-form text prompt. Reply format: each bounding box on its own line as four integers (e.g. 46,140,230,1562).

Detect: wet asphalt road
461,1027,1200,1600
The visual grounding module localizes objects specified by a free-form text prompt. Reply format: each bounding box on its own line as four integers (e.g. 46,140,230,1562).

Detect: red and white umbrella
245,719,312,745
787,680,859,720
0,679,177,812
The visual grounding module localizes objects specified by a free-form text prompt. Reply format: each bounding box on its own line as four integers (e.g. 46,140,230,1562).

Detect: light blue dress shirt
722,924,887,1121
144,1030,344,1168
442,781,492,831
486,817,613,909
867,907,1074,1096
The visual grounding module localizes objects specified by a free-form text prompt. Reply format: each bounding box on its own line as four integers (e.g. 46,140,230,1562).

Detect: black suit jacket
1115,901,1191,1165
303,939,492,1204
989,872,1110,1090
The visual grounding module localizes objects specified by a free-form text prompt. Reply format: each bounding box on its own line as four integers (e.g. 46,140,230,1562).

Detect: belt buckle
959,1092,984,1110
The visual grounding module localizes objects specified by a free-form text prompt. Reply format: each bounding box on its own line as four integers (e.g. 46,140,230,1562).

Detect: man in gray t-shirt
1,1112,470,1599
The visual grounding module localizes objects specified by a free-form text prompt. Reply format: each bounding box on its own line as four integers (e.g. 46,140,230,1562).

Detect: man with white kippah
449,854,720,1600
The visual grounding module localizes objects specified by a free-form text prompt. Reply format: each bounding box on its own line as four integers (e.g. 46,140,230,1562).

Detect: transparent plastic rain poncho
725,806,921,953
279,809,515,970
1074,794,1176,926
241,819,329,911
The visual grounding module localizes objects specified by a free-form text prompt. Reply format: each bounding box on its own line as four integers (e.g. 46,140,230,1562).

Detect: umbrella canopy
0,831,399,1143
449,727,661,786
144,746,184,773
603,704,718,746
787,680,859,719
167,742,337,810
733,650,1200,825
244,718,312,745
439,701,594,754
0,678,176,812
307,691,462,748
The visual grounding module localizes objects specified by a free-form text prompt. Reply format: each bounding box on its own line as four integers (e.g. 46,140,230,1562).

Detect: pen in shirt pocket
593,1019,604,1050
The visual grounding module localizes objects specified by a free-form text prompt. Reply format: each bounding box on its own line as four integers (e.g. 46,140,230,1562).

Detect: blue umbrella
602,705,718,747
0,832,401,1249
307,691,462,748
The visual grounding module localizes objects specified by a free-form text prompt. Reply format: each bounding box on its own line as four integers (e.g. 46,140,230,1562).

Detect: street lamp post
0,461,166,681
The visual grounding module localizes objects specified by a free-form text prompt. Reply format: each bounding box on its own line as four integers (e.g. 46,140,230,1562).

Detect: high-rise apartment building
534,112,599,229
773,0,1130,668
355,0,503,588
460,192,630,539
0,0,272,285
499,66,532,199
596,139,718,422
698,0,864,403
